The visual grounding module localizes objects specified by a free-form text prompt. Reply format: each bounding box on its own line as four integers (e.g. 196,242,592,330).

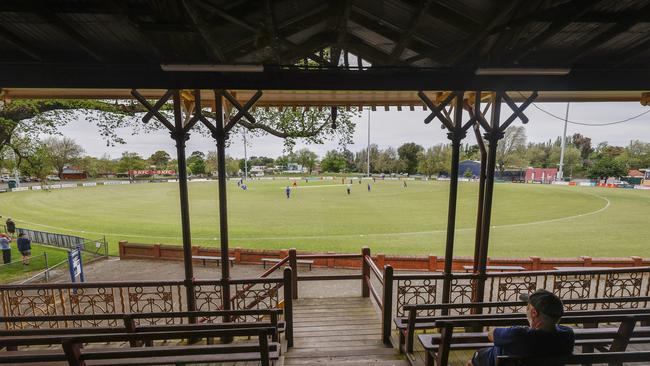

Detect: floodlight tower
558,103,570,180
367,108,371,176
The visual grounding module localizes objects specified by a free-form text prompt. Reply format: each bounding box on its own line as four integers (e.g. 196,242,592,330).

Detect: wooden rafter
0,24,42,61
390,0,433,63
38,10,105,62
509,0,602,62
330,0,351,66
568,3,650,64
182,0,226,62
263,0,281,63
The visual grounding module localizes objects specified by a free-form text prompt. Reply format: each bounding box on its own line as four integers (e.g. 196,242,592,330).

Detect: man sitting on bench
468,290,575,366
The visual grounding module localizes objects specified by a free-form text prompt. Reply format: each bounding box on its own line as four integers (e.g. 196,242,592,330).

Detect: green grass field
0,244,73,283
0,179,647,258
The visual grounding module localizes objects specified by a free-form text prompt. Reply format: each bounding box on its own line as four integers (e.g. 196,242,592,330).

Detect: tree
22,143,52,182
320,150,347,172
149,150,171,168
397,142,424,175
376,147,399,173
187,151,206,176
417,145,450,177
96,154,117,176
549,145,582,178
117,151,146,172
589,156,626,179
571,133,593,162
295,148,318,174
496,126,527,174
43,137,85,178
0,99,359,168
233,107,359,150
354,144,379,173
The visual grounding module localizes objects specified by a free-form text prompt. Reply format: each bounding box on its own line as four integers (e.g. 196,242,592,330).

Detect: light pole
242,127,248,180
367,108,371,176
557,102,570,181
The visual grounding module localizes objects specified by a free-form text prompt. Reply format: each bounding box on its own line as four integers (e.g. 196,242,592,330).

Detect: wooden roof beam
331,0,351,66
263,0,281,63
390,0,433,63
612,38,650,68
510,0,602,63
182,0,227,62
568,3,650,64
38,11,105,62
0,24,42,61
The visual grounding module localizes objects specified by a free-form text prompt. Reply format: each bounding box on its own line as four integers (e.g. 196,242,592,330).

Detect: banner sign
129,170,176,176
82,182,97,187
68,247,85,283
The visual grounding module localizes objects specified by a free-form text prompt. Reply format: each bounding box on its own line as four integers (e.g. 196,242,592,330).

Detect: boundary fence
16,228,108,257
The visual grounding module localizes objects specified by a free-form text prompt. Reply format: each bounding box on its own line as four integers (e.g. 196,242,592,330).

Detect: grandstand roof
0,0,650,92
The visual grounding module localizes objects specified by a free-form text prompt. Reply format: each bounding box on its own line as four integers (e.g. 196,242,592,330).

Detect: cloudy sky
58,101,650,160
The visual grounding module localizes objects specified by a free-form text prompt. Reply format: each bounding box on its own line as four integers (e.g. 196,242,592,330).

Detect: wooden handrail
296,253,362,259
366,276,382,310
1,309,282,323
365,255,384,285
392,265,650,280
402,296,650,312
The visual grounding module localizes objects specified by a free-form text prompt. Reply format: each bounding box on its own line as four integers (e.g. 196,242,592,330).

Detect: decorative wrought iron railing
0,275,291,330
390,266,650,318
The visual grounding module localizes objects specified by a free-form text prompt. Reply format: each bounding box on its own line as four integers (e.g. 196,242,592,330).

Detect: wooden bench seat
61,328,279,366
262,257,313,270
396,296,650,354
462,265,525,272
497,350,650,365
417,312,650,366
192,255,235,267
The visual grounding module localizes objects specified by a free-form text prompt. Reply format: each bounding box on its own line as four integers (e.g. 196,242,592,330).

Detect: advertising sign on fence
129,170,176,176
82,182,97,187
67,247,84,283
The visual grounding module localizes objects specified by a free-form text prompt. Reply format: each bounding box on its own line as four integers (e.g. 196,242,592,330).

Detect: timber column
131,89,198,315
213,92,232,313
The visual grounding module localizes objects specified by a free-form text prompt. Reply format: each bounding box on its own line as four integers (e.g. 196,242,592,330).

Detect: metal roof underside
0,0,650,91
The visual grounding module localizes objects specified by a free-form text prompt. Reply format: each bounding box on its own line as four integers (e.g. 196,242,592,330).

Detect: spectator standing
17,233,31,265
5,218,15,237
0,235,10,264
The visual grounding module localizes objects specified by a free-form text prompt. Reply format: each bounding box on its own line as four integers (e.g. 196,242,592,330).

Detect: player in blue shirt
468,289,575,366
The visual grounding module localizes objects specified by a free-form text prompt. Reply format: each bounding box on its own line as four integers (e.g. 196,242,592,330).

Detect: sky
58,101,650,160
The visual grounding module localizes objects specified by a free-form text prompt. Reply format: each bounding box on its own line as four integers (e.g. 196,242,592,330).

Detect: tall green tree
149,150,171,168
295,148,318,174
43,136,85,178
397,142,424,175
589,156,626,179
117,151,146,172
496,126,527,174
320,150,347,172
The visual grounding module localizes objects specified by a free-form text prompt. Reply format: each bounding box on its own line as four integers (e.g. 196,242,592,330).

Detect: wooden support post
62,339,84,366
382,265,394,345
283,267,294,348
362,246,370,297
289,248,298,299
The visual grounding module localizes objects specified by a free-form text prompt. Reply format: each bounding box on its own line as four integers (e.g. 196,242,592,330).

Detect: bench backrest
497,351,650,366
62,327,275,366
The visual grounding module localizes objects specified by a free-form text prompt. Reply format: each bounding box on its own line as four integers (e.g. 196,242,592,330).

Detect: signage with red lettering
128,170,176,176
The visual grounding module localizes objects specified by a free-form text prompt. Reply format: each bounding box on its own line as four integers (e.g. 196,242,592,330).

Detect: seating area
192,255,236,267
0,309,285,366
392,297,650,366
